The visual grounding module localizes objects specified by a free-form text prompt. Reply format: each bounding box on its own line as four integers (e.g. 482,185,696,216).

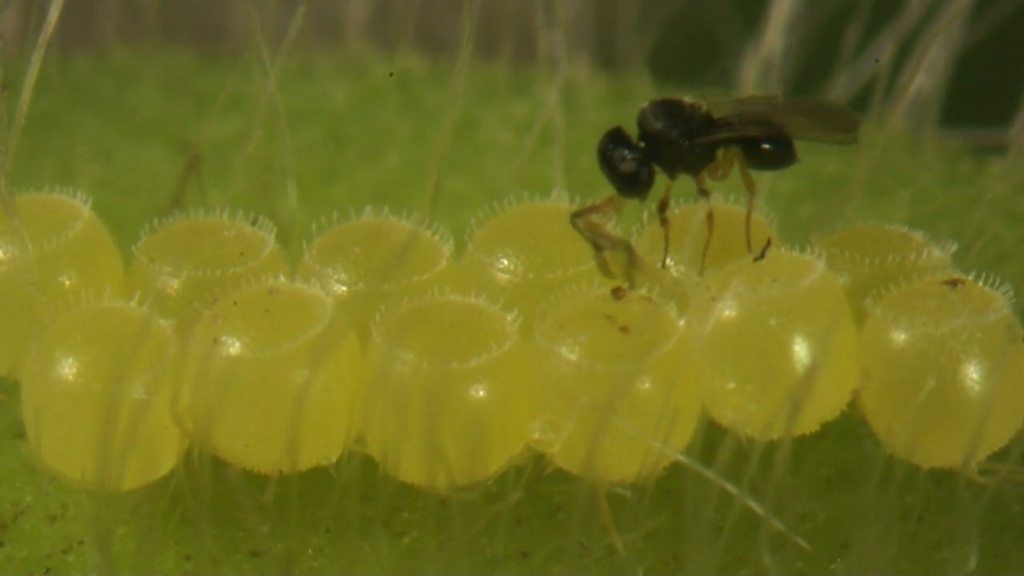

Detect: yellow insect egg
0,190,123,379
530,285,701,484
20,301,185,491
126,210,288,326
813,223,954,324
687,248,859,440
185,277,362,474
633,199,778,277
360,292,533,491
453,197,606,328
297,209,452,337
859,275,1024,468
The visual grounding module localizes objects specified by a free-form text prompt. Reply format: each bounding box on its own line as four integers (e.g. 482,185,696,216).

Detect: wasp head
597,126,655,200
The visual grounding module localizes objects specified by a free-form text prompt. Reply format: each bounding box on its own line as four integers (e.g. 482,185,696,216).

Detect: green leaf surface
1,50,1022,574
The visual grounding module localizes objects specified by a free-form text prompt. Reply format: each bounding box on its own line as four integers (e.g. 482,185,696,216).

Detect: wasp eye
597,127,655,199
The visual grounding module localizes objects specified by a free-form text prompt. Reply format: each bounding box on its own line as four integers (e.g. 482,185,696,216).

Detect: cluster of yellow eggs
2,189,1022,493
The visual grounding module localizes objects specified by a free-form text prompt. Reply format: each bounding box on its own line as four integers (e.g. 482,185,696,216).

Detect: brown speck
941,277,966,289
618,324,631,335
610,286,628,300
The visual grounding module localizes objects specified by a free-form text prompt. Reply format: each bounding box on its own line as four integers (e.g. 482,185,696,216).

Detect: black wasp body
599,98,798,199
573,96,858,290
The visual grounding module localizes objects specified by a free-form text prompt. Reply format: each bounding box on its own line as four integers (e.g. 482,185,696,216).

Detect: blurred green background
1,0,1023,574
5,0,1021,130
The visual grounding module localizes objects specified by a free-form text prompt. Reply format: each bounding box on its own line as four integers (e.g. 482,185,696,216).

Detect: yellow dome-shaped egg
688,248,859,440
814,224,954,324
1,191,124,379
297,210,452,338
126,211,288,326
453,197,606,328
185,277,363,474
21,301,185,491
360,293,533,491
859,275,1024,468
634,200,778,278
530,286,701,484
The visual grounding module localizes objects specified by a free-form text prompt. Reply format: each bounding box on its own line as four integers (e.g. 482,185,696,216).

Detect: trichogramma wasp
571,96,860,288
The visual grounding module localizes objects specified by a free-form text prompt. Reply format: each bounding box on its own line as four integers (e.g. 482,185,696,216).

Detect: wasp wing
710,96,860,144
686,121,787,147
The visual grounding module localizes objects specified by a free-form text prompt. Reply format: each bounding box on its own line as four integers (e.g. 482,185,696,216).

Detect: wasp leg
706,146,735,182
656,180,676,269
704,145,757,253
736,154,757,254
570,195,638,289
693,173,714,276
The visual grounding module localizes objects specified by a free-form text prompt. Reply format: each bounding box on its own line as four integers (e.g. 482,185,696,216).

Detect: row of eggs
1,190,1022,495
